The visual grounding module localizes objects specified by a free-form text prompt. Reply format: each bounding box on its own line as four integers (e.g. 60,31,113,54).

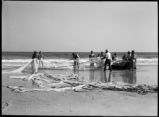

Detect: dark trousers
104,59,112,71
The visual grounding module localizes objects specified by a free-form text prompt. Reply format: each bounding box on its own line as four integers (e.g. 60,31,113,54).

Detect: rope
10,60,32,73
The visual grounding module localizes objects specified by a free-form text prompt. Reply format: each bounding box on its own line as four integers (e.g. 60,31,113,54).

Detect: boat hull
111,60,135,70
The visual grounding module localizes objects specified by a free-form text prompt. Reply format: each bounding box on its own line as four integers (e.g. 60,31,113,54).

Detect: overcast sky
2,1,158,52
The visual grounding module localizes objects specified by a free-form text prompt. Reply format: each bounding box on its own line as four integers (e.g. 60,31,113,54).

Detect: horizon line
2,51,158,53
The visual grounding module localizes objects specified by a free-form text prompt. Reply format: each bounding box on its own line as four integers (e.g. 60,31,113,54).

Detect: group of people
31,51,44,73
71,49,118,71
122,50,137,69
88,50,113,71
71,49,137,71
31,50,136,74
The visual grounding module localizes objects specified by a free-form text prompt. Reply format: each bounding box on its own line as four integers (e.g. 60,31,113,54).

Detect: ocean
2,52,158,85
2,51,158,66
2,51,158,59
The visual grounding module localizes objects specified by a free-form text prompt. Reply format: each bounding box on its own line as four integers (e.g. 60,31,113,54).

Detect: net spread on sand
5,60,158,95
7,72,158,95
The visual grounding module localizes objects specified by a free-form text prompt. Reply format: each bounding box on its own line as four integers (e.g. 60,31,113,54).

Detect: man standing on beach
103,49,112,71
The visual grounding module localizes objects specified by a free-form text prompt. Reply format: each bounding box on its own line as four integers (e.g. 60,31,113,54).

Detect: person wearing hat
103,49,112,71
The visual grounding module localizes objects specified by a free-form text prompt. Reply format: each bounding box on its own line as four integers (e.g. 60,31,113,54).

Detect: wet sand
2,66,158,115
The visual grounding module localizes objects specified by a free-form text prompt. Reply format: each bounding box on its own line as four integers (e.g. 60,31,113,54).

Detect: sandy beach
2,1,157,115
2,70,157,116
2,1,158,115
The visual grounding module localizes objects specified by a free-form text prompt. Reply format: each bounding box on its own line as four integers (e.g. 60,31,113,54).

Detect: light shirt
106,52,112,60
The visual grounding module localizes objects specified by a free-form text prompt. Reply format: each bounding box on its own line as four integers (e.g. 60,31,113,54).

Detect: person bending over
72,52,80,69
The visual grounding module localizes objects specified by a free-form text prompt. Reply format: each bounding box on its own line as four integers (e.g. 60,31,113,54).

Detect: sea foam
2,57,158,69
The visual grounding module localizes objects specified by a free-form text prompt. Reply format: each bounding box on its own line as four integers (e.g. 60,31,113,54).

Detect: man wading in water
89,51,96,68
71,52,80,69
130,50,137,70
103,49,112,71
38,51,44,68
32,51,39,74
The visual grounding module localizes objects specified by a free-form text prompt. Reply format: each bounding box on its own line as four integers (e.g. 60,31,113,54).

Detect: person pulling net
89,51,96,68
71,52,80,69
8,51,39,74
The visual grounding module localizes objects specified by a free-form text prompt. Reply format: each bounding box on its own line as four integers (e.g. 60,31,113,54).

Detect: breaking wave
2,57,158,70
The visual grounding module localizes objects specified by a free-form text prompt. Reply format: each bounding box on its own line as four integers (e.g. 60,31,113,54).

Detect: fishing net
3,59,157,94
3,60,33,74
4,59,92,74
7,72,158,95
4,59,53,74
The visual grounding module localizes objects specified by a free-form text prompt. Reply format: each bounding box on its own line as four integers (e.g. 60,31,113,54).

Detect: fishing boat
111,60,136,70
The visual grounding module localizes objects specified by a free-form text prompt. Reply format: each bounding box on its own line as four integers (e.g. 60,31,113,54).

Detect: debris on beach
7,72,158,95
